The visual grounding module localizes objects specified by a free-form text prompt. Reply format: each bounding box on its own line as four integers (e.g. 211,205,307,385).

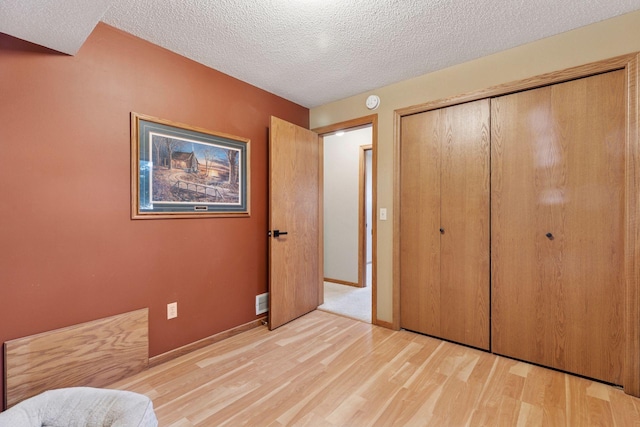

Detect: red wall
0,23,308,407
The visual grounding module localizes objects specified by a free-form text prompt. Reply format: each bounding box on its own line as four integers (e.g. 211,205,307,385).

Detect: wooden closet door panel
555,71,625,383
491,88,552,365
491,70,625,384
400,111,441,334
440,99,491,350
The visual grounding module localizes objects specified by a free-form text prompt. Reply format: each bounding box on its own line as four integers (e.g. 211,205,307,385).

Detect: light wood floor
110,310,640,426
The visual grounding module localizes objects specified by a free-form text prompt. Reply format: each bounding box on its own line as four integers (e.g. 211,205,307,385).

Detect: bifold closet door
400,107,441,337
400,99,490,350
491,70,625,384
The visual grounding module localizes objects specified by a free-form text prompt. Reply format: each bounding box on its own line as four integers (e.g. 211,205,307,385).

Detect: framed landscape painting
131,113,250,219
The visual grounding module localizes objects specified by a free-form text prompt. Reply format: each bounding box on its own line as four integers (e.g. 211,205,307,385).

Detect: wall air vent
256,293,268,315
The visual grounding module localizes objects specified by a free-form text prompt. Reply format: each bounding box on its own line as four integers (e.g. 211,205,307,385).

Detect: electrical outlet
167,302,178,319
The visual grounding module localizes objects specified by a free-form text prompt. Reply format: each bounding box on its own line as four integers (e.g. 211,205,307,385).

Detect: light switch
380,208,387,221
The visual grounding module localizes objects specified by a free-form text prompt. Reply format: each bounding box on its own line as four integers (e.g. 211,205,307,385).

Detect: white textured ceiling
0,0,113,55
2,1,640,107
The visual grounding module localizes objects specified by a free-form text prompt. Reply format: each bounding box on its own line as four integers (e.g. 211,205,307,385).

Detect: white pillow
0,387,158,427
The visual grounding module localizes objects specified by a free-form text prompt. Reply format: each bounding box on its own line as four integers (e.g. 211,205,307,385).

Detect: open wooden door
268,116,320,330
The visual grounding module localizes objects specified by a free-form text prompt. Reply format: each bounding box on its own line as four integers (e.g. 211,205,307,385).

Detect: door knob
440,228,445,234
546,232,554,240
271,229,288,238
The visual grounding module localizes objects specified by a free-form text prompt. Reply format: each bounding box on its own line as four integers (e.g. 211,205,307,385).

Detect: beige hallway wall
324,127,372,284
309,10,640,324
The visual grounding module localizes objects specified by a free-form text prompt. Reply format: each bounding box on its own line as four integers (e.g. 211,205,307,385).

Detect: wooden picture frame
131,113,250,219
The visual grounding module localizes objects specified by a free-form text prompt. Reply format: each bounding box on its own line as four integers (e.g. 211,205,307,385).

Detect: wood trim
312,115,377,135
370,115,379,326
4,308,148,409
625,53,640,396
358,146,365,288
375,319,395,330
396,53,638,118
314,114,379,325
392,110,402,331
393,53,640,390
149,316,266,368
324,277,360,288
318,134,325,306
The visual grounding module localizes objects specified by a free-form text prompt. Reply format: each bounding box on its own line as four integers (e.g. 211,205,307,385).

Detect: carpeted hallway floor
318,264,372,323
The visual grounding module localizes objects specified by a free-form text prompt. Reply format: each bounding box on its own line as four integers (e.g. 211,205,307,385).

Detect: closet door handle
440,228,445,235
545,232,554,240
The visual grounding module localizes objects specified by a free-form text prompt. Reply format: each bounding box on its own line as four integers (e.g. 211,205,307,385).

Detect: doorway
318,124,373,323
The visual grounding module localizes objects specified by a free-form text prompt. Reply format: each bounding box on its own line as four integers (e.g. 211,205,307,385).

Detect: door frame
393,52,640,395
359,145,373,289
313,114,379,323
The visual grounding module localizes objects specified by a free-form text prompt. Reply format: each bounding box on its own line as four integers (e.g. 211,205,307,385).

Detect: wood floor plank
109,310,640,426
